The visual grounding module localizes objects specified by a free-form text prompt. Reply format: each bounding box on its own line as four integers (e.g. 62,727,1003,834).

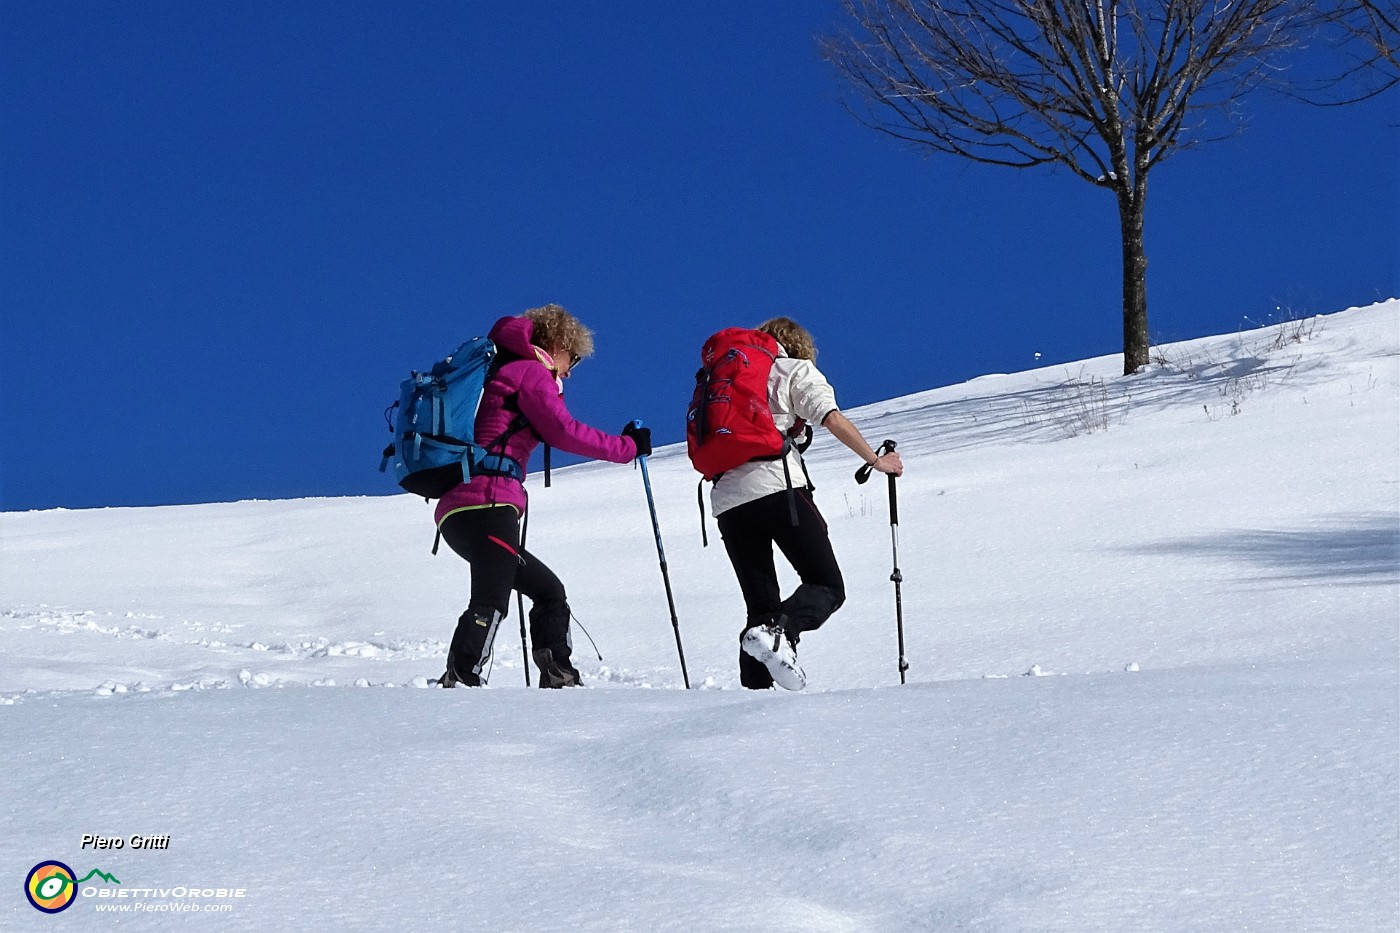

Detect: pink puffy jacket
434,316,637,524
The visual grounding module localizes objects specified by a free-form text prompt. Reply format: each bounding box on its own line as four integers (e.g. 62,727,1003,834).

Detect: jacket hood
488,316,541,361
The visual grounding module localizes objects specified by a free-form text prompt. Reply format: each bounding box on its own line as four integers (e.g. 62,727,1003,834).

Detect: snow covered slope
3,302,1396,931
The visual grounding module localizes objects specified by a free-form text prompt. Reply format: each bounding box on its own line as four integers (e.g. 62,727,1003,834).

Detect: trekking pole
517,512,531,687
632,420,691,689
856,439,906,684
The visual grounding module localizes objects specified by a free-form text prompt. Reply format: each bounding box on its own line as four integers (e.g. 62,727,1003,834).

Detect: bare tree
824,1,1345,374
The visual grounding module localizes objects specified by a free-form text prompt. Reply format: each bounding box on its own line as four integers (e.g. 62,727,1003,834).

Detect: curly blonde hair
522,304,595,359
757,316,817,361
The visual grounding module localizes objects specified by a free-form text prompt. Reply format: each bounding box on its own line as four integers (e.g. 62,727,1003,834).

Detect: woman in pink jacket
435,305,649,688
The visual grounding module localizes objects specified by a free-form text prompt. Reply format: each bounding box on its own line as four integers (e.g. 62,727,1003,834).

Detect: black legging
717,488,846,688
438,506,574,679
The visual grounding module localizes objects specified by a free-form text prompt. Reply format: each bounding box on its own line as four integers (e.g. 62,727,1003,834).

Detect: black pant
717,488,845,688
438,506,575,681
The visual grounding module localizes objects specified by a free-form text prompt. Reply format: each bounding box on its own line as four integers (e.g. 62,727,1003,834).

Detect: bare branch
824,1,1326,195
1295,0,1399,103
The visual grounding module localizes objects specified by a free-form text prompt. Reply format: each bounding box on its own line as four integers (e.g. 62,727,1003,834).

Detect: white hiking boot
741,623,806,691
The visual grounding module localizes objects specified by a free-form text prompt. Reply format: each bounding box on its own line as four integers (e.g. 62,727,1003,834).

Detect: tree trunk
1117,185,1150,375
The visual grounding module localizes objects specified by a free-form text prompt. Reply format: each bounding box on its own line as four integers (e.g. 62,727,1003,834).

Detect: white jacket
710,351,839,517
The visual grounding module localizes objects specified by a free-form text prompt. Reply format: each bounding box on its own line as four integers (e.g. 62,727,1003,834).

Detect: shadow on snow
1130,512,1400,586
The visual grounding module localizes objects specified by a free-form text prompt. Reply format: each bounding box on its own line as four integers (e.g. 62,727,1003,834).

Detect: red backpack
686,327,806,481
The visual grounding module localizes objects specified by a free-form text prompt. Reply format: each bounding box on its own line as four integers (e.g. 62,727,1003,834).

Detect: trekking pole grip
855,438,898,485
883,440,899,527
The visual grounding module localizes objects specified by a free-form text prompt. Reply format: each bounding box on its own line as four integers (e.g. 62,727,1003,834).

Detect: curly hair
757,316,817,362
521,304,595,359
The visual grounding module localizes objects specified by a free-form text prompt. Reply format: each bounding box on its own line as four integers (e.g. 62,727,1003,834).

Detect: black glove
621,423,652,458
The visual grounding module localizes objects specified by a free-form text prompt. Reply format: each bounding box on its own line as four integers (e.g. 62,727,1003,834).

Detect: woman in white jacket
713,317,903,690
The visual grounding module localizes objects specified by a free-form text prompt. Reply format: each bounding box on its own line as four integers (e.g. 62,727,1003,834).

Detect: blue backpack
379,337,527,498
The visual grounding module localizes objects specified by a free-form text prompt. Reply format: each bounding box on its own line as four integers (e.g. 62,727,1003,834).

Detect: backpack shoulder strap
491,384,552,486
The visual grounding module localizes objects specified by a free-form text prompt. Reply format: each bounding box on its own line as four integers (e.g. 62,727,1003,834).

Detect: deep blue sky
3,1,1395,511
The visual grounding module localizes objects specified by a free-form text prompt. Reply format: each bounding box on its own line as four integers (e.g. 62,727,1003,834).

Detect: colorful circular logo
25,861,77,913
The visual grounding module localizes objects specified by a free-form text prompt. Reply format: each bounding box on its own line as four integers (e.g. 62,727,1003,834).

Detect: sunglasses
567,351,582,368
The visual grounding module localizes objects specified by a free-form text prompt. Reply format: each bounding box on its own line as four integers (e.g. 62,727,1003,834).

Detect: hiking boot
439,652,480,688
741,622,806,691
533,650,581,689
532,648,581,689
444,609,502,687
